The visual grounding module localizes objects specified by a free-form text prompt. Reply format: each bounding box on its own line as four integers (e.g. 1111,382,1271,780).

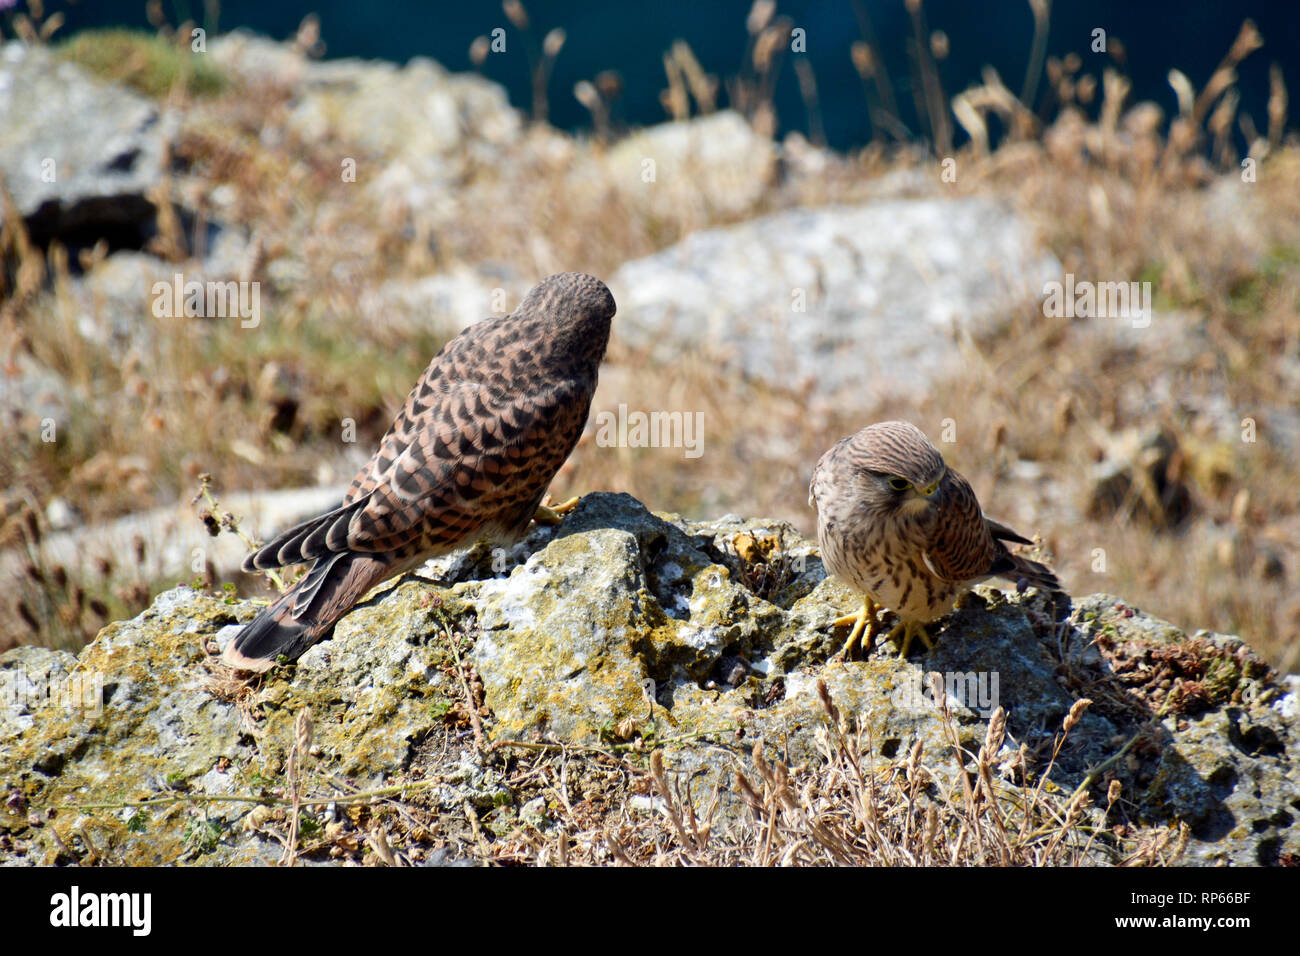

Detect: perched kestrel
808,421,1060,658
222,272,616,672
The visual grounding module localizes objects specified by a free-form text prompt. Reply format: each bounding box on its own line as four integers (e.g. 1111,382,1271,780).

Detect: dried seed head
851,42,874,77
1063,698,1092,734
542,27,565,59
295,707,314,753
746,0,775,35
816,678,840,724
1065,788,1090,822
503,0,529,31
469,36,490,67
983,706,1006,756
650,747,665,782
573,80,599,110
595,70,622,100
906,739,924,781
1107,778,1122,807
734,770,763,811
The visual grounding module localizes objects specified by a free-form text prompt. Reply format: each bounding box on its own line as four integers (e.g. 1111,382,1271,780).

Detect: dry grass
130,667,1182,867
1,6,1296,679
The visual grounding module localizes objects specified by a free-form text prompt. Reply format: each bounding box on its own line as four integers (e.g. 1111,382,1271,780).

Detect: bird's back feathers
223,273,615,672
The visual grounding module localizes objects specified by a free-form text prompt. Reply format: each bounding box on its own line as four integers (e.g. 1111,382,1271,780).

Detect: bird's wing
984,516,1034,547
922,469,996,582
344,375,581,555
245,374,582,571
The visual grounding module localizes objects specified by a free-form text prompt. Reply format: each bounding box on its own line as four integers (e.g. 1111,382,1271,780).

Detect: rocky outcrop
1,494,1293,865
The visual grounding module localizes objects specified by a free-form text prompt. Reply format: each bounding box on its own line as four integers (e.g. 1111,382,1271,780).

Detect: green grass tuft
57,28,225,98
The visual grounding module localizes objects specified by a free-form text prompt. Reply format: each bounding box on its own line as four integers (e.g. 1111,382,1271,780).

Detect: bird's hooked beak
899,476,943,515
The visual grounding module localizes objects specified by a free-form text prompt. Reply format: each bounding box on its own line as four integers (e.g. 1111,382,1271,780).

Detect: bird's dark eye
888,476,911,492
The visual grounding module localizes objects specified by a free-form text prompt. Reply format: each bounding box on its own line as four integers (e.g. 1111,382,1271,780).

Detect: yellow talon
883,620,934,658
832,596,886,659
533,495,582,526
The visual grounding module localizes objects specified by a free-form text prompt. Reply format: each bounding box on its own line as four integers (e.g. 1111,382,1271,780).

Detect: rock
0,493,1293,865
0,42,167,254
0,353,69,435
211,31,521,211
610,197,1061,402
357,263,523,340
604,111,776,219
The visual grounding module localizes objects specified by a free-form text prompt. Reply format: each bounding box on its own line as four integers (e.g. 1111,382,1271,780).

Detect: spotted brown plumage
223,272,616,672
808,420,1060,658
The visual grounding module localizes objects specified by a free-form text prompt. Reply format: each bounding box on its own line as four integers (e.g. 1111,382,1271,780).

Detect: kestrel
222,272,616,672
808,421,1060,658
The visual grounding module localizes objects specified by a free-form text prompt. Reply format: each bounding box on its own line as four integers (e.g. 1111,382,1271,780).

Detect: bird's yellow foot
832,596,887,659
883,619,934,658
533,495,582,526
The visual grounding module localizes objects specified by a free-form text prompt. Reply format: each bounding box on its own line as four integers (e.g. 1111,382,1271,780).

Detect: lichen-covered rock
1,493,1294,865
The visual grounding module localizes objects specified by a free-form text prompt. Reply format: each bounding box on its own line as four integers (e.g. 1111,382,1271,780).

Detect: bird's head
520,272,615,326
850,421,947,517
517,272,616,366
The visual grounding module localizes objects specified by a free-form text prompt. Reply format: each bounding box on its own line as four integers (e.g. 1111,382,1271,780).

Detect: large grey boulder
0,493,1293,865
610,197,1061,402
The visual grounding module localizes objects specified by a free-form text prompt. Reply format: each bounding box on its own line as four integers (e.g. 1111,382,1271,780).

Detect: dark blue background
34,1,1299,148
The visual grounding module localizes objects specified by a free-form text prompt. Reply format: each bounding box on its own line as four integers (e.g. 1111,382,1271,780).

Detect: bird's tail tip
220,639,279,673
221,600,324,672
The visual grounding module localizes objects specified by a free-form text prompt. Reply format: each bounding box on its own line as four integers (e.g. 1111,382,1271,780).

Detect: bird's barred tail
222,552,394,672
